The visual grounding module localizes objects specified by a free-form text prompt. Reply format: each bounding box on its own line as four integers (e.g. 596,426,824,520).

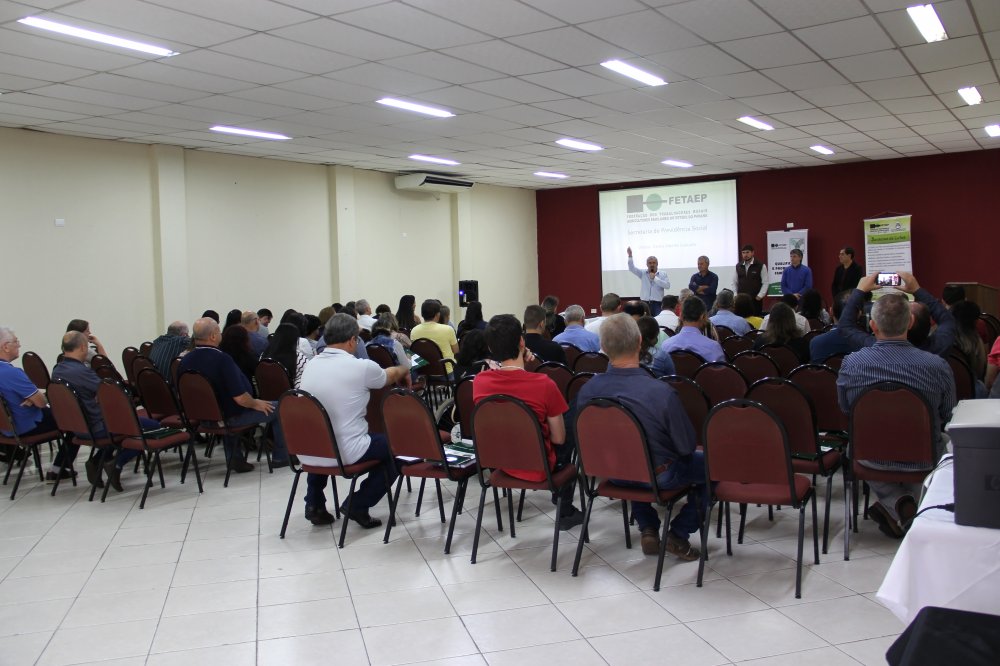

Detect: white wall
0,127,539,368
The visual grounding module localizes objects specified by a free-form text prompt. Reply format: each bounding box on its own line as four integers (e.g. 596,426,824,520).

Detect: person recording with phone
627,247,670,316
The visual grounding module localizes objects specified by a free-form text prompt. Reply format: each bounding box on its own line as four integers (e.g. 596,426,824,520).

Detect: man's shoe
305,505,336,526
231,460,254,474
45,468,77,483
341,508,382,529
558,506,585,531
869,502,904,539
104,461,123,492
665,533,701,561
271,458,290,469
640,528,661,556
896,496,918,530
85,459,104,488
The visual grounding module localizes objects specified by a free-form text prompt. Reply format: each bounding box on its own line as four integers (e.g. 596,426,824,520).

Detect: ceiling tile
521,69,626,97
846,115,904,131
718,32,818,69
683,99,757,121
643,81,728,106
912,120,966,135
507,27,619,67
335,2,487,49
648,44,749,79
464,78,565,104
580,9,703,55
761,62,848,90
797,85,872,106
856,76,931,100
896,110,957,126
403,0,564,37
659,0,783,41
825,101,889,120
415,85,516,112
442,41,564,76
272,19,423,60
754,0,868,29
532,97,614,118
383,52,504,85
325,62,448,96
70,73,206,103
0,52,92,82
228,87,345,112
28,83,161,111
903,36,990,73
737,91,813,113
274,76,382,103
582,90,669,113
0,26,142,71
879,96,946,113
210,34,364,76
189,94,301,119
830,50,914,82
168,50,305,85
698,71,785,97
145,0,315,31
0,72,50,91
770,108,838,125
920,62,999,94
481,104,570,126
112,62,252,94
794,16,892,59
985,31,1000,60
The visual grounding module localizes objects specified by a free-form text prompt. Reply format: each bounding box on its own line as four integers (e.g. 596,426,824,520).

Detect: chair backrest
138,341,154,357
382,389,449,463
560,344,583,371
411,338,452,377
169,356,183,386
745,328,763,340
660,326,675,337
131,356,156,379
276,390,344,465
471,395,550,478
255,357,292,401
714,325,736,340
572,351,609,374
21,351,50,390
523,355,542,372
745,378,819,458
177,371,225,422
758,344,801,376
136,368,180,420
693,362,748,406
90,354,115,373
669,349,706,378
47,379,95,437
358,328,372,342
96,379,143,438
365,384,390,434
365,344,395,369
566,372,594,406
803,329,822,345
659,375,709,447
824,352,846,372
576,398,657,491
703,399,797,497
849,382,936,466
455,375,476,438
535,362,574,398
721,335,753,361
122,347,140,385
946,352,976,401
807,317,824,331
0,395,18,439
731,349,781,384
978,314,999,348
91,355,125,384
787,364,847,433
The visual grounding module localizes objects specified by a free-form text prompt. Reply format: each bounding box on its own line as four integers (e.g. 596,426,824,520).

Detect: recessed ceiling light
600,60,667,87
661,159,693,168
958,86,982,105
409,154,460,166
810,145,834,155
17,16,178,57
907,4,948,43
210,125,291,140
376,97,454,118
737,116,774,131
985,125,1000,138
555,138,603,151
534,171,568,179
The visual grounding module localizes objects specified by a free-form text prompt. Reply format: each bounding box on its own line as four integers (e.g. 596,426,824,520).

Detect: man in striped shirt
837,287,955,537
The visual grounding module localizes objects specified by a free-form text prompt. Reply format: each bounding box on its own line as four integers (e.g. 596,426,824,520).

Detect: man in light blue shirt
553,305,601,353
627,247,670,316
653,297,725,372
781,249,813,298
709,290,751,336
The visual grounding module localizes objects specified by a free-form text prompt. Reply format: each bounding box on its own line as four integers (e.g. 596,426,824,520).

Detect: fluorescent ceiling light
662,159,693,168
738,116,774,131
534,171,568,179
600,60,667,87
376,97,454,118
906,4,948,43
17,16,178,57
810,145,834,155
409,154,460,166
210,125,291,140
556,138,603,151
986,125,1000,138
958,86,982,105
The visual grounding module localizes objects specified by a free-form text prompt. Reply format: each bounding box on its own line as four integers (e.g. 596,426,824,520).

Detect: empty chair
731,350,781,384
572,352,609,374
122,347,140,386
659,375,710,448
20,351,50,390
669,350,706,378
721,335,752,361
693,362,748,407
138,341,154,357
535,361,574,399
135,369,184,430
788,364,848,442
757,344,802,376
410,338,455,410
714,325,736,340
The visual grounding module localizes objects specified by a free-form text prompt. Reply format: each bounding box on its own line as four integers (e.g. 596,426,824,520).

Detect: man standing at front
781,248,812,298
733,244,768,315
688,256,719,311
832,247,863,301
576,314,705,560
299,314,408,527
627,247,669,316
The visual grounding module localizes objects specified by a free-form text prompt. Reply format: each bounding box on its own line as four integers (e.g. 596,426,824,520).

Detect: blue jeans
614,451,706,540
224,402,288,463
304,433,397,513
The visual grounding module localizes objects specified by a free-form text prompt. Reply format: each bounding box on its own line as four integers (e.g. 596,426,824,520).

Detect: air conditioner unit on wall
394,172,474,193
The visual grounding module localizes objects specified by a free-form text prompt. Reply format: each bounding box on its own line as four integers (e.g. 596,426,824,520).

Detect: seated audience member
838,272,956,358
709,289,751,336
335,306,370,361
636,316,661,367
653,296,726,373
454,329,490,378
585,293,623,335
0,326,71,479
65,319,107,366
395,294,421,331
440,305,457,332
523,305,567,365
376,312,411,349
734,293,763,330
809,291,855,363
303,314,323,352
987,337,1000,393
219,324,258,384
576,314,705,560
317,305,335,327
456,301,487,340
179,317,290,471
410,300,459,363
799,289,831,326
282,311,316,361
298,314,409,527
760,294,810,335
368,314,412,377
256,308,273,335
753,303,809,363
951,300,986,383
623,301,650,319
222,309,242,332
202,310,220,324
542,295,566,339
941,284,965,307
149,321,190,378
375,304,391,316
52,331,148,491
356,300,376,331
837,292,955,537
655,295,680,330
553,305,601,353
473,314,583,530
241,311,268,357
263,323,308,388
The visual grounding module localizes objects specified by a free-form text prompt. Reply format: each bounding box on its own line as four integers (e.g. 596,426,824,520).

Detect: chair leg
517,489,526,522
507,489,516,539
33,446,44,482
795,501,806,599
697,501,713,588
405,476,412,493
86,449,99,502
715,502,723,537
385,476,405,545
844,478,852,561
737,503,747,544
724,501,732,556
493,486,503,532
445,479,467,555
339,477,360,549
550,493,562,572
223,443,234,488
279,471,301,538
415,478,427,517
331,481,341,519
382,466,396,544
621,499,631,549
471,486,488,564
863,481,870,520
187,443,204,493
572,494,596,576
435,479,446,524
653,500,678,592
3,450,14,485
9,452,30,500
768,505,774,521
139,451,156,509
156,451,166,489
822,474,833,555
812,492,820,565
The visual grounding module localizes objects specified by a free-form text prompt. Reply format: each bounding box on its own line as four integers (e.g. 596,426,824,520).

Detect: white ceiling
1,0,998,189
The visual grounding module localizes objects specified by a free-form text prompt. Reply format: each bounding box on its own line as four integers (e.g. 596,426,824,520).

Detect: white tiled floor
0,453,905,665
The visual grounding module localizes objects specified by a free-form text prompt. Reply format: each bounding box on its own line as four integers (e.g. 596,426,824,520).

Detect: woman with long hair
223,309,242,332
637,316,661,367
368,314,411,373
541,295,566,339
456,301,486,340
454,328,490,377
952,300,986,381
262,322,308,388
799,289,830,325
219,324,257,384
395,294,421,331
754,303,808,362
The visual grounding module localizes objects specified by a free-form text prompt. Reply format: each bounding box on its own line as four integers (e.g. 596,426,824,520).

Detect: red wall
537,149,999,313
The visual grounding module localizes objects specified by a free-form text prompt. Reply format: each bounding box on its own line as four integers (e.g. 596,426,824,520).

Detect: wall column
149,145,189,333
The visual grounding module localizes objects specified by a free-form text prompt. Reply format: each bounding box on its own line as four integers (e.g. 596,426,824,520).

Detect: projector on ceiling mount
394,172,474,193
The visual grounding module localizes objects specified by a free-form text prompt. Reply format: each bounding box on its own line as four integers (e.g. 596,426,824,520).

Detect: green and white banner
765,229,809,297
864,215,912,274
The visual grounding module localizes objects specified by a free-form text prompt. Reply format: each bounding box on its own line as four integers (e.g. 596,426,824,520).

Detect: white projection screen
599,180,739,299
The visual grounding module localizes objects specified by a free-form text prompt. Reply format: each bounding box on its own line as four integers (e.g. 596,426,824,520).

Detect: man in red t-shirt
473,314,583,530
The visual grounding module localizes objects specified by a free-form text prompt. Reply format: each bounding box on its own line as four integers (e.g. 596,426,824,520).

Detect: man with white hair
553,305,600,352
241,311,268,356
149,321,190,378
627,247,670,316
356,299,376,331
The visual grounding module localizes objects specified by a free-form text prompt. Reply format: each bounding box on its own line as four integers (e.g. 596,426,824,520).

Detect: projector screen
599,180,739,300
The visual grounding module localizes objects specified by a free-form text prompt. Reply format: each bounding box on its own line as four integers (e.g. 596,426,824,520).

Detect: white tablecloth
877,460,1000,624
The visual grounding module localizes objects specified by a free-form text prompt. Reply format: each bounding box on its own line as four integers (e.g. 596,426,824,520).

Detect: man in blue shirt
809,290,855,363
688,255,719,311
576,314,705,560
781,249,812,298
627,247,670,316
709,289,751,336
553,305,601,353
653,297,726,374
